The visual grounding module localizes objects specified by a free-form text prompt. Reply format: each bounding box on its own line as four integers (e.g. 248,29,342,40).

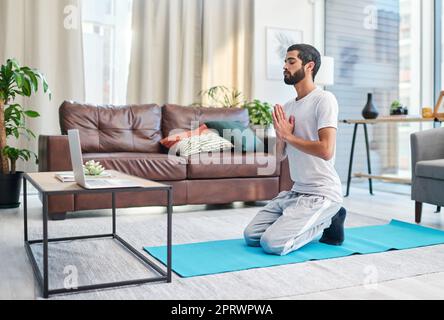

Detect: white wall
252,0,320,105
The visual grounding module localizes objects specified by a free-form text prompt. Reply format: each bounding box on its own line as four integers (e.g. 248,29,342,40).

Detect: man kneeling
244,44,345,256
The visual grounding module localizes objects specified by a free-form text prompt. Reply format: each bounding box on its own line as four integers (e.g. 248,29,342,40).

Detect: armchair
411,127,444,223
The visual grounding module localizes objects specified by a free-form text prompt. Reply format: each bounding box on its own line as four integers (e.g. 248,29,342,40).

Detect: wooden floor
1,183,444,300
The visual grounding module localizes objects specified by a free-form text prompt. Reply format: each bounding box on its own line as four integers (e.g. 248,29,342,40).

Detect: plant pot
0,172,23,209
390,106,408,116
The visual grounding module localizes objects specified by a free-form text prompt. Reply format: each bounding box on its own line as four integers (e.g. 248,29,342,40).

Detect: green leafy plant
244,99,273,127
390,100,408,115
195,86,273,127
390,100,402,111
198,86,245,108
83,160,105,176
0,58,51,174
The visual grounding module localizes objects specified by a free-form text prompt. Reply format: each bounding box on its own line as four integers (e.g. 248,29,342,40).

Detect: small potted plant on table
390,100,408,116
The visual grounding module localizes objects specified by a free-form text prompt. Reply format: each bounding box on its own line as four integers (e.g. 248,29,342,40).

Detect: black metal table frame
345,123,373,197
345,119,443,198
23,174,173,299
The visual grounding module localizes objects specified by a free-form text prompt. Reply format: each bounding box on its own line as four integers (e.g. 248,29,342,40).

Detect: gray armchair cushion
411,127,444,207
411,127,444,177
416,160,444,180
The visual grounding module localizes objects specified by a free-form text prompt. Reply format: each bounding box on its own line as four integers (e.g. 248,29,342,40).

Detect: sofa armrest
411,127,444,177
38,135,72,172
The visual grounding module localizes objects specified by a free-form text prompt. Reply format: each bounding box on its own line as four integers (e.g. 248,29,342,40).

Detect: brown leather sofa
38,101,293,220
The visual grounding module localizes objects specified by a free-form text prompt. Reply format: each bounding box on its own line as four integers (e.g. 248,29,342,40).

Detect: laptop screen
68,129,86,186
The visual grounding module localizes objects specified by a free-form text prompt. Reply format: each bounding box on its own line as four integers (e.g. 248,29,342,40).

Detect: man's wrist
282,132,293,142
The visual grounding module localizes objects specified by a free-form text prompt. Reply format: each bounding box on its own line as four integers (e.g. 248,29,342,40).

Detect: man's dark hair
287,44,321,81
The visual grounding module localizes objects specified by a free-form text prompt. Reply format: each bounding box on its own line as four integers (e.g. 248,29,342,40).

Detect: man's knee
260,230,312,256
260,232,285,255
244,225,260,247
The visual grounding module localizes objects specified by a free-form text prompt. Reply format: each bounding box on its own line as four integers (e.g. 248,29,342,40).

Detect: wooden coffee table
22,171,173,298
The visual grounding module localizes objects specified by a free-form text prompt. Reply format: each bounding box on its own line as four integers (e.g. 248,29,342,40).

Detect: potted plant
0,59,51,208
390,100,408,116
243,99,275,145
244,99,273,128
195,85,245,108
195,86,274,131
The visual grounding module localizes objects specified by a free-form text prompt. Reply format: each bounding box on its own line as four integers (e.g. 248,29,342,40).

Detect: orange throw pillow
160,124,209,149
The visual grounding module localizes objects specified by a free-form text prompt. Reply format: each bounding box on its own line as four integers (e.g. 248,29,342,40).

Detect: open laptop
68,129,142,189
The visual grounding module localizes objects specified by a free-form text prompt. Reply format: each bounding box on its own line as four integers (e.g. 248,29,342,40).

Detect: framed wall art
266,27,303,80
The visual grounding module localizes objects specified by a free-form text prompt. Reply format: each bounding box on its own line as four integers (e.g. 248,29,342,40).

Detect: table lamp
315,56,335,87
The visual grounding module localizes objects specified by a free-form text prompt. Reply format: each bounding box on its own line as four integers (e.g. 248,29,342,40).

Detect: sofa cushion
172,131,234,157
205,121,265,152
160,124,209,149
82,153,187,181
416,159,444,180
187,152,280,179
186,178,280,204
59,101,162,153
161,104,250,137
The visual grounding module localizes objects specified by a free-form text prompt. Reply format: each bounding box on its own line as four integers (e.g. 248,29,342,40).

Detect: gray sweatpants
244,191,342,256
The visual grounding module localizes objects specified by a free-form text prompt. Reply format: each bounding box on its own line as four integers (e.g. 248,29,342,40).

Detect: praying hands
272,104,295,141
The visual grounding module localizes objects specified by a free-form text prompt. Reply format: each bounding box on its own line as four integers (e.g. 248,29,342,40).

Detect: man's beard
284,67,305,85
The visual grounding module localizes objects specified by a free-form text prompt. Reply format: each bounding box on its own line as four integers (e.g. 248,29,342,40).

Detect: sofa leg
49,212,67,221
435,206,441,213
415,202,422,224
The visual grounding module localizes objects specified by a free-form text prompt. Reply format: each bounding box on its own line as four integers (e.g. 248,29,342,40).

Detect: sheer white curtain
202,0,253,101
0,0,85,171
127,0,203,106
127,0,253,106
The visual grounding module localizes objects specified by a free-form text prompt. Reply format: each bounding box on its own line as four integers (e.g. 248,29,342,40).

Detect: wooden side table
341,116,443,197
23,171,173,298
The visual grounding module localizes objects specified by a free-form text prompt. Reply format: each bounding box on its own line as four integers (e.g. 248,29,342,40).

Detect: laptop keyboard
87,179,114,187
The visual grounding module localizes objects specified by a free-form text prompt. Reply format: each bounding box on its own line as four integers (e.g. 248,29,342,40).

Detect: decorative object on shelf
433,90,444,118
390,100,408,116
0,58,51,209
83,160,105,176
403,106,409,115
362,93,379,119
422,106,434,119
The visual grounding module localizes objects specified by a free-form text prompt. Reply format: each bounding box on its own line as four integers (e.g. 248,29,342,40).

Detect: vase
362,93,379,119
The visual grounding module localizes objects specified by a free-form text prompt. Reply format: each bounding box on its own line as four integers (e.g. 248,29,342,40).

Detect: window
325,0,423,182
82,0,133,105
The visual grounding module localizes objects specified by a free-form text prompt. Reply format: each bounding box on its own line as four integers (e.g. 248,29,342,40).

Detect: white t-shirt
283,87,343,203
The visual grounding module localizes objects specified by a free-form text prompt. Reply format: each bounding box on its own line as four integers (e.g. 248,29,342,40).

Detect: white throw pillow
172,132,233,157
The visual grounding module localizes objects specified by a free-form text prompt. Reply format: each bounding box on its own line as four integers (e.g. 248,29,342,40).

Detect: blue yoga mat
143,220,444,278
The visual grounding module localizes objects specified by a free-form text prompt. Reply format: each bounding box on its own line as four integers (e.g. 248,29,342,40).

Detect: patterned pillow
171,131,234,157
160,124,209,149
